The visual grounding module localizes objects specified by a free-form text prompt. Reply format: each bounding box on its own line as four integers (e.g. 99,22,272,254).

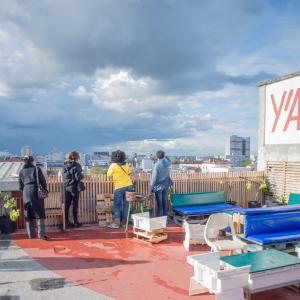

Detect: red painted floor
11,225,300,300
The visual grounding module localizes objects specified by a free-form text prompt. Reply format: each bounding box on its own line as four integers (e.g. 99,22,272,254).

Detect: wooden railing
41,171,264,227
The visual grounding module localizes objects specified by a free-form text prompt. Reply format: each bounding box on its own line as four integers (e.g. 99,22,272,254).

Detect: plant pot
248,200,261,208
0,216,15,234
125,191,137,202
226,201,237,206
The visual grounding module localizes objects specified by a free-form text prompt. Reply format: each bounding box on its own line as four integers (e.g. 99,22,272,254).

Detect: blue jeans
155,188,168,217
114,185,133,222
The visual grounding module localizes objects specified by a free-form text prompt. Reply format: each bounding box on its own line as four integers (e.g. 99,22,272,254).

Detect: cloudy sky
0,0,299,156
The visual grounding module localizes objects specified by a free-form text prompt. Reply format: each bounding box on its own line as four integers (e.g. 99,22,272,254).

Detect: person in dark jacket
19,156,48,240
62,151,84,228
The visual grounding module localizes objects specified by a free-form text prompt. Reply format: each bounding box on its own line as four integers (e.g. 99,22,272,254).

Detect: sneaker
107,222,120,229
39,235,49,241
74,222,82,228
66,221,74,229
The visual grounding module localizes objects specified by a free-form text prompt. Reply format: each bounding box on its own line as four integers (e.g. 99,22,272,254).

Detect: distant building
87,151,110,167
201,159,231,173
225,135,250,167
46,161,64,175
47,149,63,162
21,146,32,157
0,161,24,191
141,157,154,171
0,150,12,158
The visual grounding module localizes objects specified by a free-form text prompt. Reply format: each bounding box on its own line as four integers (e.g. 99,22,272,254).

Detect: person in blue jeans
150,150,172,217
107,150,133,229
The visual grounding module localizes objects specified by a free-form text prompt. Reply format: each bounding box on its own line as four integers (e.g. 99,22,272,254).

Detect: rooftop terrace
1,225,298,299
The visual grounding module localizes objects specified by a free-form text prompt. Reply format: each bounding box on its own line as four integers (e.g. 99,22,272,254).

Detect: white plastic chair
204,213,247,255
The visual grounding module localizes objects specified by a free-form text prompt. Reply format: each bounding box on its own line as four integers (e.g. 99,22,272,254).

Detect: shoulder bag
35,166,49,200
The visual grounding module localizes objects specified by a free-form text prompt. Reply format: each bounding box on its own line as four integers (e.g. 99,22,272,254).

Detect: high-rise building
225,135,250,167
21,146,32,157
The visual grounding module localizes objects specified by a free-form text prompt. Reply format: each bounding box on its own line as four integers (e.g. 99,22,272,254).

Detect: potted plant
259,180,269,193
0,192,20,234
277,195,287,205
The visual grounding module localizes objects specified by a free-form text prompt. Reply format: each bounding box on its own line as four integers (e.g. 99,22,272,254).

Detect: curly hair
65,151,80,162
111,150,126,164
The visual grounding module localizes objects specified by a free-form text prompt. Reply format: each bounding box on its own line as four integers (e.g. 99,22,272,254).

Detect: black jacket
62,161,84,192
19,163,47,219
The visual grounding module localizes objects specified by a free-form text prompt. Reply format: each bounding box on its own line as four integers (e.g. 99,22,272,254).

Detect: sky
1,0,300,156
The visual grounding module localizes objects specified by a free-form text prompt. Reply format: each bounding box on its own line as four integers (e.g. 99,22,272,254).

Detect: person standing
107,150,133,229
151,150,172,217
62,151,84,228
19,156,48,240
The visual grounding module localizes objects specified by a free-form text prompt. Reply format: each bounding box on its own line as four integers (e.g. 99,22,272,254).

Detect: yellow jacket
107,163,133,190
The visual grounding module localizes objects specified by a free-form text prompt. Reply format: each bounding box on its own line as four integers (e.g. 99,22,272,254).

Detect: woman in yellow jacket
107,150,133,229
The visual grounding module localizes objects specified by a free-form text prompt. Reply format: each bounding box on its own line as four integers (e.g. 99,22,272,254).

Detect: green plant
278,195,287,204
167,187,174,194
259,180,269,193
0,192,20,222
89,167,107,175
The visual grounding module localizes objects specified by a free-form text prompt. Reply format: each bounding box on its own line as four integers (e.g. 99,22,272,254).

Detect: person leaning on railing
107,150,134,229
150,150,172,217
62,151,84,228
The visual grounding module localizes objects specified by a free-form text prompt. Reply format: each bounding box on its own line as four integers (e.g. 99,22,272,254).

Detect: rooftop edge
258,71,300,87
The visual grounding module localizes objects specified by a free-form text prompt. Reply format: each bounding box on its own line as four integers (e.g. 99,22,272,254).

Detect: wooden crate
98,212,113,227
133,227,168,244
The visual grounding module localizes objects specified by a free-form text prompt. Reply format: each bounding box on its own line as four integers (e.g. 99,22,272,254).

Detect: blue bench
170,191,240,222
244,210,300,246
288,193,300,205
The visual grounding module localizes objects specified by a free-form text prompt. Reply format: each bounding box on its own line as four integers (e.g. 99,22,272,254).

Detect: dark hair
23,155,34,164
111,150,126,164
65,151,80,162
156,150,165,159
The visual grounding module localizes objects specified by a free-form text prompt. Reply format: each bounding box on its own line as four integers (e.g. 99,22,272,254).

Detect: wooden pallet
133,227,168,244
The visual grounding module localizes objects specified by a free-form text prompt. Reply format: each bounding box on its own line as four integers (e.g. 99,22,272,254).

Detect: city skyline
1,1,300,154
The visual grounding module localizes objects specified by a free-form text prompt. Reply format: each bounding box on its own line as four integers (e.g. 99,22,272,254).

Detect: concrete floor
4,225,300,300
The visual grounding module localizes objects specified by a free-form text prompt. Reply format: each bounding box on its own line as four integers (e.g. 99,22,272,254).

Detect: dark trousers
26,218,46,238
65,190,80,223
155,188,168,217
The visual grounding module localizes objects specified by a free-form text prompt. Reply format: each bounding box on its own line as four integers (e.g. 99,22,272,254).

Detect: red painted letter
284,88,300,131
271,91,286,132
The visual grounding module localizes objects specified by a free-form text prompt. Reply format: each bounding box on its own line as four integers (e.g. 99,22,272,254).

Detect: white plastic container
132,212,167,231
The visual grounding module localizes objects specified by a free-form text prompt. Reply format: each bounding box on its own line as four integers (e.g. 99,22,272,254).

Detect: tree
239,159,252,167
89,167,107,175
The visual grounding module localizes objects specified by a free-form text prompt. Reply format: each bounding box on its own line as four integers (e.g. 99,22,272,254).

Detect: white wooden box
132,212,167,231
187,252,249,298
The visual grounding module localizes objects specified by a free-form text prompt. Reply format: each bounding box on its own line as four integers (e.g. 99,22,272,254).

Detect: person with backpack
19,155,48,240
150,150,172,217
62,151,84,228
107,150,133,229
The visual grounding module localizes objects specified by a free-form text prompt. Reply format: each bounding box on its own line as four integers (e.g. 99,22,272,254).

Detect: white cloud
0,81,11,97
